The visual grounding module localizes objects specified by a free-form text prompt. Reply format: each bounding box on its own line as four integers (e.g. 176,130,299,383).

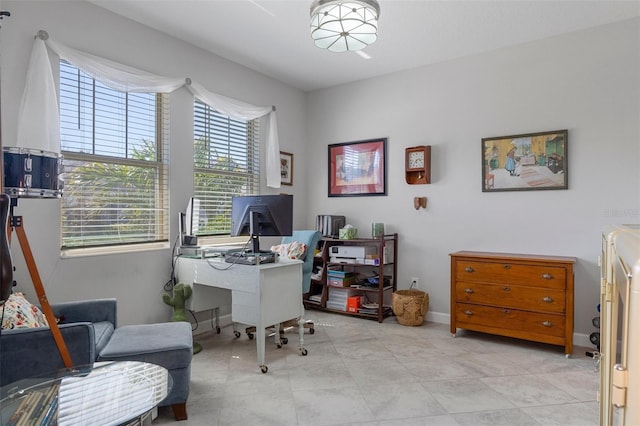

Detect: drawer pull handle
542,273,553,279
502,287,510,292
542,321,553,327
464,267,474,273
464,288,474,294
542,296,554,303
464,310,473,316
503,264,511,269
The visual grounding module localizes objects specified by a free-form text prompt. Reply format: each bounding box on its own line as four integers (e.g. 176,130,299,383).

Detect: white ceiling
88,0,640,92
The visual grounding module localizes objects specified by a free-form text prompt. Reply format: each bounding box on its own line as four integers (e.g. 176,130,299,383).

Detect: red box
347,296,362,313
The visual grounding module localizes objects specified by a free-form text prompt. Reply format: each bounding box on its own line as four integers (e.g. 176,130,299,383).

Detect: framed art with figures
482,130,568,192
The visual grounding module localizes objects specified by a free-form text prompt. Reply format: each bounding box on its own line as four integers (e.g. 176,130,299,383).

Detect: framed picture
482,130,568,192
328,138,387,197
280,151,293,186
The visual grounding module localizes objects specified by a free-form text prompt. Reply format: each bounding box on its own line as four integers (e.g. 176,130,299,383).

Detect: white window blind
59,61,169,249
193,99,260,236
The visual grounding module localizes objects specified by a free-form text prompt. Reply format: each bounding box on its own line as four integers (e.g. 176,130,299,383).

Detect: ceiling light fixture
310,0,380,53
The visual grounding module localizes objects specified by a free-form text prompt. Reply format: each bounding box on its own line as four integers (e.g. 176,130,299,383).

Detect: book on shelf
308,294,322,303
326,268,354,278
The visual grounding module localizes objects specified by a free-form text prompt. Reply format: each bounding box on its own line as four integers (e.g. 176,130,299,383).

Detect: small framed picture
328,138,387,197
482,130,568,192
280,151,293,186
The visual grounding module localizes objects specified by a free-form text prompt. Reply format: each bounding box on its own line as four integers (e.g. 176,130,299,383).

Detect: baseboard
191,312,234,336
194,310,596,353
425,310,450,326
425,311,595,351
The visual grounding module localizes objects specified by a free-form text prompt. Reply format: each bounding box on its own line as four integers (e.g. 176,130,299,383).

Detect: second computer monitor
230,194,293,253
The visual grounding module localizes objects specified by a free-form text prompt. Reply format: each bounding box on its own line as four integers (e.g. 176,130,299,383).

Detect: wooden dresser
450,251,576,356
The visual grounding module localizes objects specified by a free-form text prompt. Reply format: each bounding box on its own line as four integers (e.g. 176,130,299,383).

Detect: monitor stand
250,233,260,255
247,211,273,254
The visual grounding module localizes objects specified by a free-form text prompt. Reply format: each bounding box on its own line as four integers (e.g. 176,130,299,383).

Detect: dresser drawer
455,282,566,314
455,303,565,338
455,260,566,289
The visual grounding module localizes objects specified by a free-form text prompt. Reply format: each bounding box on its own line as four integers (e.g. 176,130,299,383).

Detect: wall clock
405,145,431,184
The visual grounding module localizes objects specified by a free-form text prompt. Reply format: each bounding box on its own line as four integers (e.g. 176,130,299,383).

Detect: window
59,61,169,250
193,99,260,236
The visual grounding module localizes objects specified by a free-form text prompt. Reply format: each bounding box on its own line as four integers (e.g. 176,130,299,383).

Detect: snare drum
3,147,63,198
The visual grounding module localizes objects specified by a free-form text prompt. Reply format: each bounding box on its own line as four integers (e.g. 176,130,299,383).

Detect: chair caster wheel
300,348,308,356
282,337,288,345
216,326,221,334
247,333,254,340
233,331,241,338
260,365,268,373
277,343,282,349
309,328,315,334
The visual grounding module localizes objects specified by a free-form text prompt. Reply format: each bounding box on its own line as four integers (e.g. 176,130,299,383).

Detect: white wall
1,1,309,325
2,1,638,343
306,18,640,341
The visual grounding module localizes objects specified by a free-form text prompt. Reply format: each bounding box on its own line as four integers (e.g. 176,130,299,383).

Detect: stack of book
326,268,355,287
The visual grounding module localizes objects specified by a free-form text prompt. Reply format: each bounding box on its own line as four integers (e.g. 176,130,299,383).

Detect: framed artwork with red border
328,138,387,197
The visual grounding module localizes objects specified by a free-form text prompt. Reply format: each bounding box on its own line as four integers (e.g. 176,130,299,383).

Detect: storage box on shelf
305,233,398,322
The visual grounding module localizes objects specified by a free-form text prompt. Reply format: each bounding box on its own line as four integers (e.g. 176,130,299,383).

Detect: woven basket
392,289,429,326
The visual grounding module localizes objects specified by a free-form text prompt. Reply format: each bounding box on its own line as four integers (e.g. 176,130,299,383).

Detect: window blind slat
60,61,169,249
193,100,260,236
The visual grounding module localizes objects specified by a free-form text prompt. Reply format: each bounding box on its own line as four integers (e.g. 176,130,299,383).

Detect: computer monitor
230,194,293,254
180,197,201,246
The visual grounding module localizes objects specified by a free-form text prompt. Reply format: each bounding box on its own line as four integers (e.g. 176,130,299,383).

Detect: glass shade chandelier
310,0,380,53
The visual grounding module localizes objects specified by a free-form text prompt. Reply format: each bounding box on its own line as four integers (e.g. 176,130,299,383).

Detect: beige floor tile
153,310,599,425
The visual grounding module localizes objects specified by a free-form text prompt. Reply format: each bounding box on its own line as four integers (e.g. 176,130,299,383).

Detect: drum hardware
2,179,73,369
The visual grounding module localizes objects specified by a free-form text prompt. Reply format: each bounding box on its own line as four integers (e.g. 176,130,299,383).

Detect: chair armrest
51,298,117,328
0,323,96,386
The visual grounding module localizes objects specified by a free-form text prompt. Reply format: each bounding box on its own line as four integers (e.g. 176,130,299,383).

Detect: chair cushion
93,321,115,356
98,322,193,370
0,292,49,329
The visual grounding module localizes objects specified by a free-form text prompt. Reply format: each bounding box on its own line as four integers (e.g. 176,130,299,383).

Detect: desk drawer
455,303,565,338
455,261,566,289
455,282,565,314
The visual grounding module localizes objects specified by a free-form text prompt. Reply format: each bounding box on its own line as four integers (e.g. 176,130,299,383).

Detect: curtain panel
15,31,281,188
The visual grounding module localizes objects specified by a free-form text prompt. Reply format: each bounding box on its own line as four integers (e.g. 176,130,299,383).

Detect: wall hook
414,197,427,210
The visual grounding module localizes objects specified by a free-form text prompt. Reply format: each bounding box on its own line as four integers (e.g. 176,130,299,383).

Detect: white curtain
15,32,281,188
185,80,281,190
16,37,60,154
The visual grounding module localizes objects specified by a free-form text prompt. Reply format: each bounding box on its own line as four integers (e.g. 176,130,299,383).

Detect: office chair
245,230,322,342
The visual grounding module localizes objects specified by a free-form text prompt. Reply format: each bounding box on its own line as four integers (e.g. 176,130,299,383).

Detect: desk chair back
281,230,322,294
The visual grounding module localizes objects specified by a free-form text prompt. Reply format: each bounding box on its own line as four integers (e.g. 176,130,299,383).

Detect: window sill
60,241,169,258
196,236,249,247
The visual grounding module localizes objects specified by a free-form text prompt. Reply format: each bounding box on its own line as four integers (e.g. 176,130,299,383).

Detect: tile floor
153,311,600,426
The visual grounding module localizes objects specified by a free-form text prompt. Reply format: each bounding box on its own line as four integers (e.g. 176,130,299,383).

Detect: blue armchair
0,298,193,421
0,299,117,386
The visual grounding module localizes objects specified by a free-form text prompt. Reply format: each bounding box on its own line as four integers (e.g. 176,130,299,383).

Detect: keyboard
224,251,276,265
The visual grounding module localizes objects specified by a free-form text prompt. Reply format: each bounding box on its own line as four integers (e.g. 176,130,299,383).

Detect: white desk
175,256,306,373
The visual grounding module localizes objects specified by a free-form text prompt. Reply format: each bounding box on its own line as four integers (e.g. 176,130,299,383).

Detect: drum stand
7,197,73,368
